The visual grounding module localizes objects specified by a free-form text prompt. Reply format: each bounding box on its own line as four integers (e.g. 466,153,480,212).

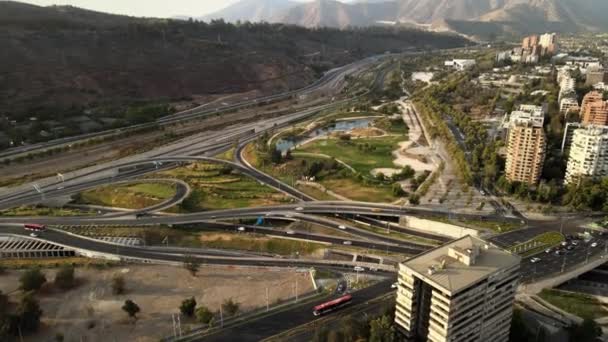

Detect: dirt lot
1,264,314,342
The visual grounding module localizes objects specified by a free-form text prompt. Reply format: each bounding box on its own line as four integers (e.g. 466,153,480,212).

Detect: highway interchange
0,48,605,341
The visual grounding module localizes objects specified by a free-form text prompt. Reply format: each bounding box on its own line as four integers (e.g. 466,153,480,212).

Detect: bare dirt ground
1,264,314,342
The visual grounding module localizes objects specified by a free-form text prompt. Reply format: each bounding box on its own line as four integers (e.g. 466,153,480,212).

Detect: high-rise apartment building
505,105,547,185
586,68,608,86
565,125,608,184
581,91,608,126
394,236,520,342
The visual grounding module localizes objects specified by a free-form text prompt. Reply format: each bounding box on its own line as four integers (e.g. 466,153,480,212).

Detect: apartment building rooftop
403,236,520,295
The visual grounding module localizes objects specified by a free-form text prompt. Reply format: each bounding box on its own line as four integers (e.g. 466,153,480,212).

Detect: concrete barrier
399,216,478,239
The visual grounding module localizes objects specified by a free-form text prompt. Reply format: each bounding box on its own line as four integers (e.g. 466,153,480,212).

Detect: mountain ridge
200,0,608,33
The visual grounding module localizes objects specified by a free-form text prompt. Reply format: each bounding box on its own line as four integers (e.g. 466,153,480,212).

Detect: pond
275,118,372,153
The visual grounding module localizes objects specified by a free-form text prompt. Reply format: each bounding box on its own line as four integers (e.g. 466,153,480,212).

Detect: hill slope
0,1,469,120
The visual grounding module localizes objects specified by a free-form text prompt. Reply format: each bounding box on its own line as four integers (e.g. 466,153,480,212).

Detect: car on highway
555,249,564,256
591,242,599,248
544,248,553,254
286,230,296,235
566,245,575,251
29,233,38,238
237,227,246,232
571,241,579,246
343,241,352,245
295,207,304,211
353,266,365,272
338,225,347,230
561,241,568,247
530,257,541,263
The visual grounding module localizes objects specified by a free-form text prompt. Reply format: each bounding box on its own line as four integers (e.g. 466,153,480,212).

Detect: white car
286,230,296,235
353,266,365,272
29,233,38,238
343,241,352,245
530,257,541,263
591,242,599,248
237,227,246,232
295,207,304,211
338,225,347,230
391,282,398,289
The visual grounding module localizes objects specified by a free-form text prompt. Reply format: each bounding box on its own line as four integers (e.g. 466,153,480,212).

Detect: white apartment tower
395,236,521,342
565,125,608,184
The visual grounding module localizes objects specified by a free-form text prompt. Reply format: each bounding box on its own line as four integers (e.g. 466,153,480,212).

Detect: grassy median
539,289,608,320
74,182,177,209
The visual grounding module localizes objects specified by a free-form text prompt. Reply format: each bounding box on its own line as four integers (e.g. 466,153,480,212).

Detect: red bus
312,294,352,316
24,224,46,232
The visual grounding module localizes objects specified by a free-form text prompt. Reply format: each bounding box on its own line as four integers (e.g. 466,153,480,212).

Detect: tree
19,268,46,292
122,300,140,318
568,318,601,341
183,255,201,277
270,148,283,164
180,297,197,317
111,275,125,295
195,306,214,324
221,298,240,317
18,292,43,333
409,194,420,205
369,315,394,342
54,265,75,290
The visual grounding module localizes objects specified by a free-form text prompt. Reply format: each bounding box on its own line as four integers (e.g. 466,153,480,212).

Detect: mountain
201,0,608,35
201,0,297,23
273,0,397,28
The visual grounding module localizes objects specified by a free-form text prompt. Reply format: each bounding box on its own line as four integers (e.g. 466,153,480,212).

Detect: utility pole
172,314,177,338
220,304,224,328
266,287,269,312
296,279,299,302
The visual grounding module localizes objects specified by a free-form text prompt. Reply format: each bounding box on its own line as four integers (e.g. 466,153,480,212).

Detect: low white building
445,59,476,71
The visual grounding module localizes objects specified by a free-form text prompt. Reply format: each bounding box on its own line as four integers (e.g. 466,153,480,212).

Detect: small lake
276,118,372,153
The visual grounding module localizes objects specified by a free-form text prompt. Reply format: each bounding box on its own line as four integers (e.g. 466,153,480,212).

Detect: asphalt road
194,279,395,342
519,232,608,282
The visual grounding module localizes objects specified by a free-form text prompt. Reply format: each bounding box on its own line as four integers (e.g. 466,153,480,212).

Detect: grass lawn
320,178,396,203
0,206,94,217
296,136,404,175
75,182,176,209
539,289,608,319
200,233,326,256
244,141,401,203
0,257,118,269
214,148,235,161
156,162,291,212
296,183,338,201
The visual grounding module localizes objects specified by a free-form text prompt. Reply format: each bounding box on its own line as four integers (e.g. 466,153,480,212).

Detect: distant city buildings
586,67,608,87
505,105,547,185
581,91,608,126
394,236,520,342
444,59,476,71
564,56,602,74
497,33,558,64
560,97,580,116
565,125,608,184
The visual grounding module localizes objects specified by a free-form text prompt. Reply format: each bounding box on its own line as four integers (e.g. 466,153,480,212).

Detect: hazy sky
19,0,248,17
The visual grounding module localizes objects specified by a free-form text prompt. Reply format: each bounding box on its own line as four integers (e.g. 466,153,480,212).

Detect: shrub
19,268,46,292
